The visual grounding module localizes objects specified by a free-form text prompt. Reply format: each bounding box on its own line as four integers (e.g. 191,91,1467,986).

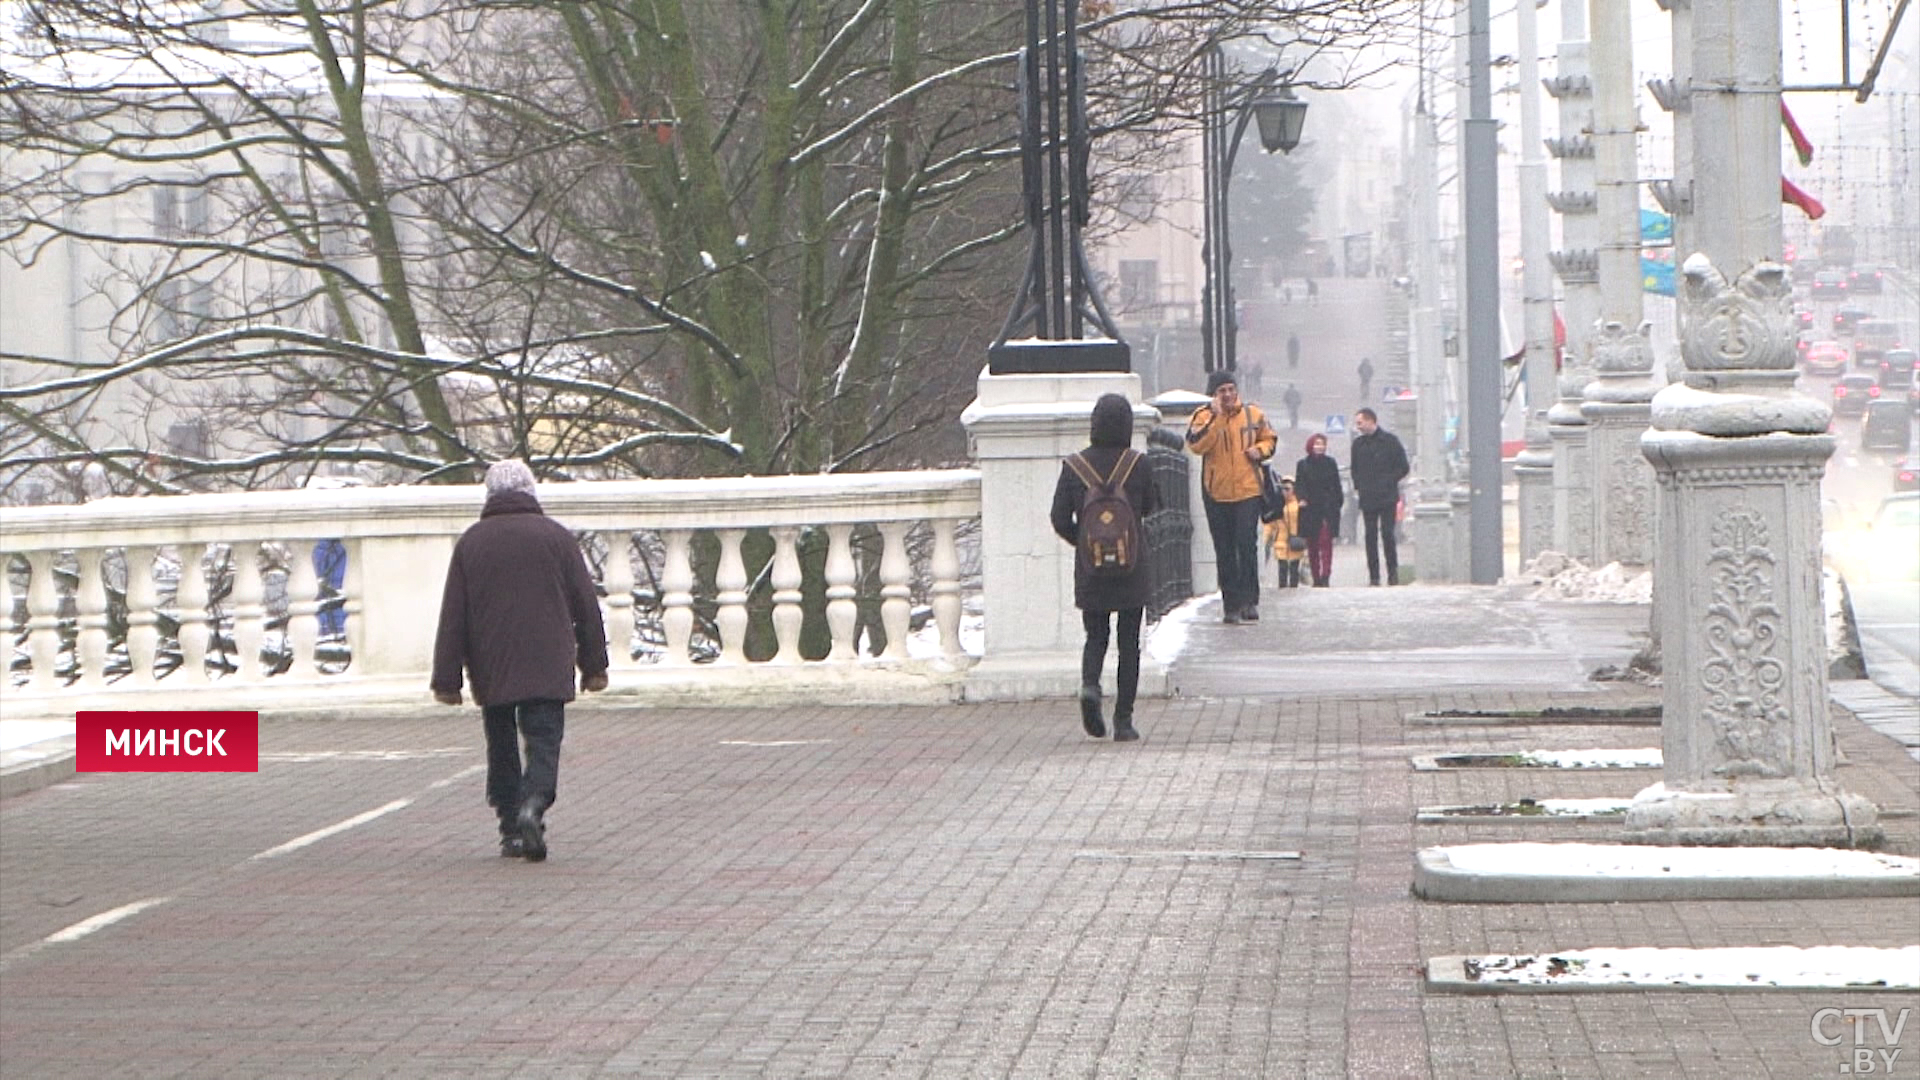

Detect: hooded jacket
432,489,609,706
1185,399,1277,503
1051,394,1157,611
1293,435,1344,539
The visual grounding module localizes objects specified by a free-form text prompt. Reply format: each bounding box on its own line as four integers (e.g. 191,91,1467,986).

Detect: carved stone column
1581,321,1658,566
1625,256,1882,847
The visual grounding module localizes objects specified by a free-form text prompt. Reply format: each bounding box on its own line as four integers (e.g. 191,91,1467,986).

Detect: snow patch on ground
0,719,74,752
1145,593,1210,666
1522,747,1664,769
1435,842,1920,879
1457,945,1920,989
1519,551,1652,603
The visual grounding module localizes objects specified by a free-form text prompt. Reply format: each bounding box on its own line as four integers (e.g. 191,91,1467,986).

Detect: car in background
1853,319,1902,365
1878,348,1919,392
1833,373,1880,418
1811,269,1850,299
1848,264,1886,294
1858,492,1920,583
1861,399,1911,452
1894,452,1918,493
1831,305,1873,335
1795,308,1816,333
1803,340,1850,376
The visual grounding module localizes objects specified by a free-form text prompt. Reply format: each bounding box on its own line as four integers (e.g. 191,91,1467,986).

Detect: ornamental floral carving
1700,510,1788,778
1604,446,1651,562
1679,254,1796,372
1591,319,1654,375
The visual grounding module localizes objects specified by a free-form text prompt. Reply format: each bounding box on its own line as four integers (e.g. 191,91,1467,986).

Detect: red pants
1307,523,1335,583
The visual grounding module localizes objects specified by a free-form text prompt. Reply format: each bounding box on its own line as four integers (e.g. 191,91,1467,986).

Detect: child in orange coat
1261,474,1305,589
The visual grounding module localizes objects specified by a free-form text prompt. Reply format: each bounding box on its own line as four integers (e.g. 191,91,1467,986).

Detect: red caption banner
75,712,260,773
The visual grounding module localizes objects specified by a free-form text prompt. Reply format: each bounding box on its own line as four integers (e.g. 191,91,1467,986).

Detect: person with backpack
1051,393,1156,742
1186,369,1277,623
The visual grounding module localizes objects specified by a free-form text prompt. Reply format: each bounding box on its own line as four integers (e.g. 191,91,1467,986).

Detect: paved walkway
2,586,1917,1078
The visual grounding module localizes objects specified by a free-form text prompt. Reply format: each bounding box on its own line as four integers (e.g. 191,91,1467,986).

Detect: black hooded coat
1050,395,1157,612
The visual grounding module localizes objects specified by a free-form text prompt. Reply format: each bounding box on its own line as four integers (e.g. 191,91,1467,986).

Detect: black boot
1112,710,1140,742
1078,684,1106,739
516,800,548,862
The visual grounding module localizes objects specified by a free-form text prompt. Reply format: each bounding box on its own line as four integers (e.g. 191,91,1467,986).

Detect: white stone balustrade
1,471,981,716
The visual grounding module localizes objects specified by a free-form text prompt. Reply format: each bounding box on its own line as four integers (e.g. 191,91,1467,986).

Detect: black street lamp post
989,0,1130,374
1201,50,1309,375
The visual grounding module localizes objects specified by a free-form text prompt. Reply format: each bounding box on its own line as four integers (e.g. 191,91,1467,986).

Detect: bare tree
1,0,1413,499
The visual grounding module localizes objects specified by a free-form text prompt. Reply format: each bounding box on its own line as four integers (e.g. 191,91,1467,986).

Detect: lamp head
1252,83,1308,154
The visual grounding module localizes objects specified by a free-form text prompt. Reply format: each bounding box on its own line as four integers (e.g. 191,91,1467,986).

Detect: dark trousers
1306,523,1335,584
1278,559,1302,588
1203,495,1262,614
1362,505,1399,583
483,699,565,832
1081,608,1143,718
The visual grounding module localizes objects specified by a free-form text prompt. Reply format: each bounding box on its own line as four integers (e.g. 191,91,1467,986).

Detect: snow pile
1519,551,1652,603
1458,945,1920,990
1437,842,1920,879
1145,593,1210,665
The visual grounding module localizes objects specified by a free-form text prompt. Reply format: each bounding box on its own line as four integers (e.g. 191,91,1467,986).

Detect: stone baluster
930,517,964,662
769,526,804,665
341,539,364,671
601,531,636,669
229,541,266,681
660,529,695,666
123,546,160,687
175,544,211,684
823,524,857,661
714,529,749,666
878,522,912,661
74,548,110,690
24,551,61,692
286,539,321,677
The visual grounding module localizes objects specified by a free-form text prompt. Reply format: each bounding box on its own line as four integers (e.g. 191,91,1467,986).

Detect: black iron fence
1144,427,1193,620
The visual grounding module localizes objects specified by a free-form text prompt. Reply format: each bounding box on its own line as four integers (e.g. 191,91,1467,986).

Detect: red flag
1782,177,1825,220
1781,101,1814,166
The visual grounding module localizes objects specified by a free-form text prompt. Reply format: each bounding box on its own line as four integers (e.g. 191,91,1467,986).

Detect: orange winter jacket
1185,403,1277,503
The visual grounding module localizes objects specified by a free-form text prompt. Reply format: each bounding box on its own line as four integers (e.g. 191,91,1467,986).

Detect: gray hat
1205,369,1237,395
484,459,537,497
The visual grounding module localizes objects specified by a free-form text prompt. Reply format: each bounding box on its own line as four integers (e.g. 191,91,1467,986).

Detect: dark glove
433,689,462,706
582,672,609,693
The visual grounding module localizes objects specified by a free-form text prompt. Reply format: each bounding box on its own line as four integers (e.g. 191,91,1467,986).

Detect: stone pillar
1625,257,1881,847
1581,321,1658,565
1512,0,1555,568
1547,8,1599,563
961,368,1158,697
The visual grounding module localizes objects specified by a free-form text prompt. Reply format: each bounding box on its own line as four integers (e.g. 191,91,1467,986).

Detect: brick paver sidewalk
2,625,1916,1077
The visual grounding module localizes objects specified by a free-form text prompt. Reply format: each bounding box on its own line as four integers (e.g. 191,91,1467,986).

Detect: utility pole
1412,17,1452,585
1464,0,1502,582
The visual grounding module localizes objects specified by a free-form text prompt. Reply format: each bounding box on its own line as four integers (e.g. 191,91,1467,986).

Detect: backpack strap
1106,449,1141,490
1065,452,1103,491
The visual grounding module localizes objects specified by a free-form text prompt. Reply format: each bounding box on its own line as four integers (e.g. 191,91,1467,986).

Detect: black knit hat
1205,369,1237,395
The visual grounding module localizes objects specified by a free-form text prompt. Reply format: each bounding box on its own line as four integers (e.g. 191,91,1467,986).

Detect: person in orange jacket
1186,369,1278,623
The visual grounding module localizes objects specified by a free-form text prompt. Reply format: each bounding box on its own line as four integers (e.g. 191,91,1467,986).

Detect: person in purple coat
432,460,609,860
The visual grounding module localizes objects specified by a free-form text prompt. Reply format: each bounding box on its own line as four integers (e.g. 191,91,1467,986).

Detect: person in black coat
1293,433,1343,587
1051,393,1156,742
433,460,610,860
1349,407,1411,585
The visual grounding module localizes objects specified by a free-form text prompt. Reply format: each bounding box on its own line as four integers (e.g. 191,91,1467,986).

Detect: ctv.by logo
1812,1008,1910,1074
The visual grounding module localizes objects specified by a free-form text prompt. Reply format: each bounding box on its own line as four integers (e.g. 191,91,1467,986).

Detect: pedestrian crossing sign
1324,415,1347,436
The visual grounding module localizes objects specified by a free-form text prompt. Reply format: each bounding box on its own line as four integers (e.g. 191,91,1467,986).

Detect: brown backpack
1065,450,1143,577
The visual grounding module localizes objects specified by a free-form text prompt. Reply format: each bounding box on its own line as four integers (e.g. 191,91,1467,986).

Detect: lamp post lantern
1201,51,1308,375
